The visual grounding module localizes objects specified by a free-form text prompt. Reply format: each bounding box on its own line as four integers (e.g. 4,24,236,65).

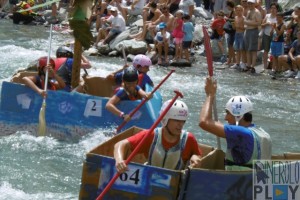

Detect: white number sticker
84,99,102,117
114,165,146,191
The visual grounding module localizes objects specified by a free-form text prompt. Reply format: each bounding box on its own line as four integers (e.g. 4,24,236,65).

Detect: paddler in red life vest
22,56,66,97
54,46,91,92
105,66,152,122
114,99,202,173
12,0,42,24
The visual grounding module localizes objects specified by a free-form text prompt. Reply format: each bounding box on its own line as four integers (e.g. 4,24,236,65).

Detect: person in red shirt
114,99,202,173
210,10,227,63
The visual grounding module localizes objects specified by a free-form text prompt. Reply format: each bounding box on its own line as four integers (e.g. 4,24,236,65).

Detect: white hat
110,6,117,11
247,0,256,3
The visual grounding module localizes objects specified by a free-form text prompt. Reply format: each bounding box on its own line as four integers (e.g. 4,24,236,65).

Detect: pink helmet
133,54,152,68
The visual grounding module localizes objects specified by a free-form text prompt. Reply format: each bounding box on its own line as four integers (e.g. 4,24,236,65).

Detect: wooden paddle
38,24,53,136
202,26,221,149
97,90,183,200
115,69,175,134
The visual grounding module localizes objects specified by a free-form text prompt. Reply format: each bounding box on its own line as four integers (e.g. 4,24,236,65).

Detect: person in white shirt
102,6,126,45
117,0,146,22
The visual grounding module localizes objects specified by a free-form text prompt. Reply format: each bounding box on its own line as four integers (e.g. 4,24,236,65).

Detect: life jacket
35,75,57,91
18,1,31,15
147,128,188,170
54,58,67,71
55,58,71,86
225,127,272,171
114,87,141,101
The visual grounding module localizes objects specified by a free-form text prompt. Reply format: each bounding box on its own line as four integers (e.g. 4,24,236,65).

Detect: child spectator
182,14,194,62
154,22,171,65
210,10,227,63
269,12,286,76
232,5,245,70
172,10,184,62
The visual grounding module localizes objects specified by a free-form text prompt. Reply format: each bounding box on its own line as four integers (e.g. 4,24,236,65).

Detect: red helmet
38,56,55,70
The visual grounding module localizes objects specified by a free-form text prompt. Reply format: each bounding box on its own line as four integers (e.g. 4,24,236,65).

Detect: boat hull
0,81,162,139
79,127,300,200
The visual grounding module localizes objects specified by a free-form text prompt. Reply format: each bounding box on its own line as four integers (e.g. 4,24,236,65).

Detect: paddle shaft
202,26,221,149
97,90,183,200
38,24,53,136
122,44,127,65
116,69,175,133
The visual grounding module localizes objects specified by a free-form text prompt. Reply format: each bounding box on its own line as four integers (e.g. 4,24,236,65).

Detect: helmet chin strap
235,116,242,126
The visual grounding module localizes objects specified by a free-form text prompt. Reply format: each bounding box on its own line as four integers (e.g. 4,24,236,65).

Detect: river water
0,19,299,199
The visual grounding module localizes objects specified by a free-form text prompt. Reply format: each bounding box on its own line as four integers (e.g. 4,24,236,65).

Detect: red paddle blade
202,26,214,77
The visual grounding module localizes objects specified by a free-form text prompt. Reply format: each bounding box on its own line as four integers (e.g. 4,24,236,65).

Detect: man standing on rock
243,0,262,73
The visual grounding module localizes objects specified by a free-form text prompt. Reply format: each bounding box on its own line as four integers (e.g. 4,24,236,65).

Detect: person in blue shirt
199,77,272,171
54,46,91,92
105,66,152,122
106,54,154,90
182,14,194,62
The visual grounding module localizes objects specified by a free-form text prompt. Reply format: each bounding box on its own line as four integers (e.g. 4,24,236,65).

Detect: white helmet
160,100,188,127
225,96,253,118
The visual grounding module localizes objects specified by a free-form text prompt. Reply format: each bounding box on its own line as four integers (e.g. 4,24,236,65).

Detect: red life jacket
54,58,67,71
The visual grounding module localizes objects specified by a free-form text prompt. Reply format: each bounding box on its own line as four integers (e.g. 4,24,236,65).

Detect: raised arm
198,77,225,138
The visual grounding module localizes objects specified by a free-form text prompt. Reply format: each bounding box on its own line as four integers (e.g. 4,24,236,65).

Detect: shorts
183,41,192,49
226,32,235,46
261,33,272,52
174,37,183,45
127,7,143,15
109,29,121,35
234,32,244,51
210,30,223,41
243,28,259,51
270,42,284,57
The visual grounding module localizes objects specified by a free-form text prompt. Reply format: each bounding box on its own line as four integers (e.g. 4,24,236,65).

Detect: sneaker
220,55,227,63
284,70,296,78
240,63,246,70
230,64,240,69
269,70,276,76
284,69,292,75
295,71,300,79
250,67,256,74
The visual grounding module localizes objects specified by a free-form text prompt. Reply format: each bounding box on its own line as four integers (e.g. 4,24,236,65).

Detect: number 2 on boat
84,99,102,117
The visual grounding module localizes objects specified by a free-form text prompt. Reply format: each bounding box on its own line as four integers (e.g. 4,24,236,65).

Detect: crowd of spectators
90,0,300,77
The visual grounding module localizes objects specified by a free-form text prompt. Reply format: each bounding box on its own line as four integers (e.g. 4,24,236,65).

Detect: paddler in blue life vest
12,0,42,24
22,56,66,97
113,99,202,173
199,77,272,171
105,66,152,122
54,46,91,92
106,54,154,90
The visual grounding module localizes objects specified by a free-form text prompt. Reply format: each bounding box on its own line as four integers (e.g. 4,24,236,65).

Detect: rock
97,43,110,55
194,7,213,19
108,50,118,56
109,29,131,49
84,47,99,56
170,59,192,67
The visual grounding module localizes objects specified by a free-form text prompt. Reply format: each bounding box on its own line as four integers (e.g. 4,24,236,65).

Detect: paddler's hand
115,160,128,174
189,155,201,169
123,114,131,122
204,77,217,97
144,92,153,100
38,89,47,98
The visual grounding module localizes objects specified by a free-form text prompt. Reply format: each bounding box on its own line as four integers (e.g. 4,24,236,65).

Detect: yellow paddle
38,24,53,136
